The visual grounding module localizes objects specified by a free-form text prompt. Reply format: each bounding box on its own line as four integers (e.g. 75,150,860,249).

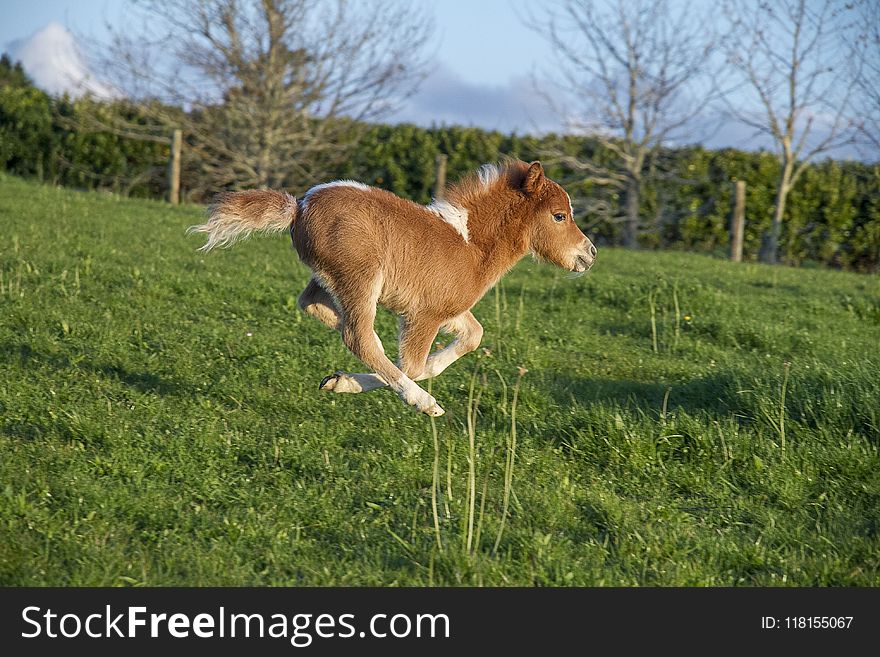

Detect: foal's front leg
320,315,440,395
419,311,484,379
320,311,480,397
321,293,444,415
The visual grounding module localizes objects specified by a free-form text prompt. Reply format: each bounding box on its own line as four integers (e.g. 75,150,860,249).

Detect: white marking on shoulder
427,199,469,242
302,180,371,208
478,163,501,187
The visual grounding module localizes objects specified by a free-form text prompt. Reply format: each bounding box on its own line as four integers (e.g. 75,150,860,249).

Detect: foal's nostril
589,244,597,258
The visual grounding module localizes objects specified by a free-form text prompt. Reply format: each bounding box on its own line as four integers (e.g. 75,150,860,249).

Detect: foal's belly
378,282,476,320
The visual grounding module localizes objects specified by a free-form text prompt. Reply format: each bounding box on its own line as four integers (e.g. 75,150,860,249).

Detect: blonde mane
426,162,519,242
443,160,529,210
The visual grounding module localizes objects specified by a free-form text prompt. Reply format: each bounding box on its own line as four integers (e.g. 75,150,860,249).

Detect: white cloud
5,22,116,99
388,64,560,134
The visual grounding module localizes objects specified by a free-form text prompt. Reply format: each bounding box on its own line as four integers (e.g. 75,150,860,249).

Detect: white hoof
422,402,445,417
410,390,444,416
319,372,362,393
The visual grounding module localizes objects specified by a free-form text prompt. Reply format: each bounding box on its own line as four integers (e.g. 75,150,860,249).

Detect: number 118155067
761,616,853,630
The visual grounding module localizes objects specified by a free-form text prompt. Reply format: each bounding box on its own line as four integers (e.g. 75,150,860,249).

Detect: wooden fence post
730,180,745,262
168,129,182,205
434,154,447,201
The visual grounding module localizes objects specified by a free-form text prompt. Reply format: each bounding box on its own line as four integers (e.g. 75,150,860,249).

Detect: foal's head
518,161,597,273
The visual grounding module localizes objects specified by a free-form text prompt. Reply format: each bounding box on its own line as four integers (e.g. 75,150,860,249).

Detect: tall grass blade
428,379,442,550
780,361,791,454
494,367,525,556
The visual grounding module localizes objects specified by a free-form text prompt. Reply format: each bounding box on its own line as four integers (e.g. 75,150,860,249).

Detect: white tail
188,189,297,251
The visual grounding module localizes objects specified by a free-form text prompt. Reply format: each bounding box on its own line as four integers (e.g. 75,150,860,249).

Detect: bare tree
722,0,856,264
90,0,432,199
529,0,717,248
850,0,880,153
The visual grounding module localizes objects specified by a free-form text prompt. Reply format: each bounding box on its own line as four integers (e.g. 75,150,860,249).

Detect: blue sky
0,0,869,158
0,0,560,132
0,0,549,87
0,0,112,45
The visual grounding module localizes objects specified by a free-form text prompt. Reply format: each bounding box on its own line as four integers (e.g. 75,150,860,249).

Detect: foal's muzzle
572,241,597,272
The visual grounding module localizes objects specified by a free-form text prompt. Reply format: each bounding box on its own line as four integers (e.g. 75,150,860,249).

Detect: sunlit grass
1,173,879,586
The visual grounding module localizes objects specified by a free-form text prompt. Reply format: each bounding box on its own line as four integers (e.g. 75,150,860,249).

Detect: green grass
1,173,879,586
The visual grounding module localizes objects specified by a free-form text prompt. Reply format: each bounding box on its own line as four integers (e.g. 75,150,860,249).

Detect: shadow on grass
0,342,183,398
544,368,878,446
545,371,743,417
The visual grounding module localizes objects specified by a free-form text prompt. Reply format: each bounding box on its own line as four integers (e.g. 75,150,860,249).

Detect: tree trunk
730,180,745,262
761,167,791,264
624,176,641,249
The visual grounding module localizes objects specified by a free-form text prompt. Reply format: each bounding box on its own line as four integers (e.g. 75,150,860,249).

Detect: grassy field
1,173,878,586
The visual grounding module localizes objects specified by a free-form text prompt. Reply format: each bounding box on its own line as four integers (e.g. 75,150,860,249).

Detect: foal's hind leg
299,277,385,355
320,280,444,416
301,276,385,394
298,277,341,330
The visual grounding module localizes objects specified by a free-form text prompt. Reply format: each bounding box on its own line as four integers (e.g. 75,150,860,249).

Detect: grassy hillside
1,174,878,586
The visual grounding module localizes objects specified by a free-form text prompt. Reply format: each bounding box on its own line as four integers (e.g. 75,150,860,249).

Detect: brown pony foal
191,160,596,416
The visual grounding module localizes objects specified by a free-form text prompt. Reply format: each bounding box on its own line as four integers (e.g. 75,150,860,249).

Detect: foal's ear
523,161,545,194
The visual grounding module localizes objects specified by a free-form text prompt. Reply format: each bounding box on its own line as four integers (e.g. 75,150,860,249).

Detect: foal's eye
553,212,566,222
